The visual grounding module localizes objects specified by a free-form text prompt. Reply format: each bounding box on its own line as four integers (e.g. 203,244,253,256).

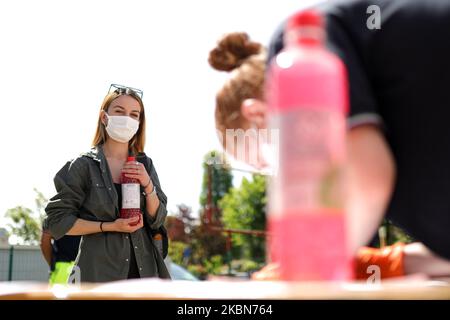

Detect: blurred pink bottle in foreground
266,10,353,281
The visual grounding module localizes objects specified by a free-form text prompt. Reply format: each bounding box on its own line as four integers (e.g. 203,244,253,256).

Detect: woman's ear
241,98,267,129
100,110,108,126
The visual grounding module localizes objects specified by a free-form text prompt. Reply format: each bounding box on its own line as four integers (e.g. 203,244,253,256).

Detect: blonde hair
92,90,146,155
208,32,266,143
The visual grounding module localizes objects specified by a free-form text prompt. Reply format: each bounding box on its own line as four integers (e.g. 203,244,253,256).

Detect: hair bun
208,32,263,72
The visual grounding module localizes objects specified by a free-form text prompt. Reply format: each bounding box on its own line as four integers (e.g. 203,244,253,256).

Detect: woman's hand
108,216,143,233
122,161,153,188
251,263,280,281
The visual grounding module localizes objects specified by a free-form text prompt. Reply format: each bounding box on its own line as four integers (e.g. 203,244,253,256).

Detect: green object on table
49,261,75,285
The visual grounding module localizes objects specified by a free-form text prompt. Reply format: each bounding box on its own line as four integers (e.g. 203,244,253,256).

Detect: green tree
167,241,188,265
189,151,233,268
173,203,196,235
199,150,233,224
189,223,227,263
5,189,48,245
220,174,267,262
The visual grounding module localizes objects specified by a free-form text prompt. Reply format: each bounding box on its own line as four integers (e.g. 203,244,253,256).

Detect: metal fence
0,246,198,283
0,245,49,282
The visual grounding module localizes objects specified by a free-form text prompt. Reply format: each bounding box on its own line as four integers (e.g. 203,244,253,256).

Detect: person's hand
251,262,280,281
122,161,153,188
111,216,143,233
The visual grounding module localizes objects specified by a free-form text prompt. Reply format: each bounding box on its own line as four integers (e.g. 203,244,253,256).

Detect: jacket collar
82,145,108,171
82,144,147,170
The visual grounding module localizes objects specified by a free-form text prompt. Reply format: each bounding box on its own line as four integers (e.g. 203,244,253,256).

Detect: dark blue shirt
52,235,81,270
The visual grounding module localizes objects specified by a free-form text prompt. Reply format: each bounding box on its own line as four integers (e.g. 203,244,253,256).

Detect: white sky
0,0,321,228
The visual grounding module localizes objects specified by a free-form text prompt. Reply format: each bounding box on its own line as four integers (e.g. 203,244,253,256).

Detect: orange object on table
252,242,406,281
355,242,405,280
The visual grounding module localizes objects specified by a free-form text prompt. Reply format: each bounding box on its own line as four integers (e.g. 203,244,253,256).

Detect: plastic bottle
120,156,142,227
266,10,353,281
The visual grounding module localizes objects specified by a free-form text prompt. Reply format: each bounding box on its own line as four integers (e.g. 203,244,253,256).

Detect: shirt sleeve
44,159,88,240
143,158,168,230
267,20,285,67
325,11,382,129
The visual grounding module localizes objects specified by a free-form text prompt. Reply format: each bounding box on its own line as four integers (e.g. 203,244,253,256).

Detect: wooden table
1,278,450,300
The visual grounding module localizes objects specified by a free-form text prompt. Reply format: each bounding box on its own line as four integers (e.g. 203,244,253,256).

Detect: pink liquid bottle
120,156,142,227
266,10,353,281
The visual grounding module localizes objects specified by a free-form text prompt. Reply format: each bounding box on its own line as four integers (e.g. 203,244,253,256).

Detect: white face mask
104,113,139,143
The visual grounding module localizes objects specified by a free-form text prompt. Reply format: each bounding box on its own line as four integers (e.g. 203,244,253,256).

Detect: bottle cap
287,10,323,31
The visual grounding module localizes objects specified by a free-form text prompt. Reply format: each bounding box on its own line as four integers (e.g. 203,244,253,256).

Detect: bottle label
122,183,140,209
277,108,346,211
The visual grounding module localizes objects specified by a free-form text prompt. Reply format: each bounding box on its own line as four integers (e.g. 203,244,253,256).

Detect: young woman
208,32,450,280
44,84,170,283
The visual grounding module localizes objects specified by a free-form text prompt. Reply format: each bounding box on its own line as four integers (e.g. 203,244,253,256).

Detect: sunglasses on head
108,83,143,99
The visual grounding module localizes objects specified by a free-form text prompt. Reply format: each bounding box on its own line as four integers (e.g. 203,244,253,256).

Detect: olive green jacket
44,145,171,283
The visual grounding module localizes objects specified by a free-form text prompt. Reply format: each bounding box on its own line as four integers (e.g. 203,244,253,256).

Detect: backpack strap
136,155,169,259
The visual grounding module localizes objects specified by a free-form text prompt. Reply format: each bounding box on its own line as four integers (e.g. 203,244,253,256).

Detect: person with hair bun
209,32,270,170
208,32,450,281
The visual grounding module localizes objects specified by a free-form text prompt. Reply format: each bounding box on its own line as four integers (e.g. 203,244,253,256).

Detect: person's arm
45,158,144,239
40,230,53,267
403,242,450,278
66,216,143,235
143,159,168,230
44,159,88,240
346,124,396,254
143,182,160,217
